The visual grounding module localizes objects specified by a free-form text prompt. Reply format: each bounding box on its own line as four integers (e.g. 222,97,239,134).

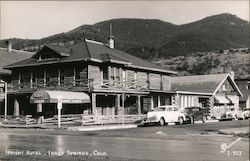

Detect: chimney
5,40,12,52
229,71,234,80
108,23,114,48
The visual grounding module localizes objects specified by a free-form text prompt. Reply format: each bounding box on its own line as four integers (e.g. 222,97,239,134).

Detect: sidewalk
67,124,138,131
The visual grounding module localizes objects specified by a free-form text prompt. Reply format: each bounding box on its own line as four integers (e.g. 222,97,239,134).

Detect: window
46,68,58,82
20,71,30,83
12,70,19,81
103,66,109,80
222,84,226,91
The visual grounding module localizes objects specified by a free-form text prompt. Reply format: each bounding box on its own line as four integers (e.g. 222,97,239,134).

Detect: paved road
0,120,249,161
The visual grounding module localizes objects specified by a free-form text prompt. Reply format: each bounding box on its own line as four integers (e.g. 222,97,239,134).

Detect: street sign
57,102,62,110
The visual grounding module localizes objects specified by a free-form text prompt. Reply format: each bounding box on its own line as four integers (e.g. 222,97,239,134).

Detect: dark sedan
183,106,210,124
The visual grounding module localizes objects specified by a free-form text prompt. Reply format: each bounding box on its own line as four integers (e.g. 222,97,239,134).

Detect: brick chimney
229,71,234,80
108,23,114,48
5,40,12,52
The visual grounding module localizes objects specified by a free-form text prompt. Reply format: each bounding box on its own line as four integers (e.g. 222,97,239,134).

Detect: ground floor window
142,97,151,114
160,95,171,106
124,96,137,115
199,97,210,108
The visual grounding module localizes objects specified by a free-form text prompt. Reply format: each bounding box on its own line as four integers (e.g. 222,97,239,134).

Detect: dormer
33,45,71,62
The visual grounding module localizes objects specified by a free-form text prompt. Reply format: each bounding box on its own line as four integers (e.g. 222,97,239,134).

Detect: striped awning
227,95,239,104
214,95,230,104
30,90,90,104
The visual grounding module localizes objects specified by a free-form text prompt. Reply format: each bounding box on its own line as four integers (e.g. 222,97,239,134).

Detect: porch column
37,103,42,112
151,96,154,109
4,82,7,118
92,93,97,115
116,94,123,115
37,103,44,124
158,96,161,106
14,99,20,116
137,95,141,115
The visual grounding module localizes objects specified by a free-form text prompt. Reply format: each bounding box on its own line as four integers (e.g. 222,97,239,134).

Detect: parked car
142,105,186,126
225,108,243,120
182,106,210,124
242,108,250,120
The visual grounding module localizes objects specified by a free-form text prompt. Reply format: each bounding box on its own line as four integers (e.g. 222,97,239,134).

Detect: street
0,120,249,161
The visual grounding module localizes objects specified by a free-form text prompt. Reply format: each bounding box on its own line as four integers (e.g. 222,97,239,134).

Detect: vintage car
142,105,186,126
242,108,250,120
182,106,210,124
225,108,243,120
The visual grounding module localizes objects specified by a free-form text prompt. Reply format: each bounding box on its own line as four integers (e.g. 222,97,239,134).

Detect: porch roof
30,90,90,104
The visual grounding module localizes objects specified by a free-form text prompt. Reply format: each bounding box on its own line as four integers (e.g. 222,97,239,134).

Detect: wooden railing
94,80,149,91
8,79,93,92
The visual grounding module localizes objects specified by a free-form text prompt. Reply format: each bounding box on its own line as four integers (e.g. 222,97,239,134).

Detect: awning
30,90,90,104
214,95,230,104
227,95,239,104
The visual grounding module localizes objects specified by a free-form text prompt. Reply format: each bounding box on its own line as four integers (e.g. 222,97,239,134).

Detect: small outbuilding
171,73,243,119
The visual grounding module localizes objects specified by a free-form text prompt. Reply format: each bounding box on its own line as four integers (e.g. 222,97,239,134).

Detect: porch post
14,98,20,117
137,95,141,114
4,82,7,118
151,96,154,109
92,93,97,115
116,94,122,115
158,96,161,106
122,93,125,125
37,103,42,112
57,101,62,128
37,103,43,124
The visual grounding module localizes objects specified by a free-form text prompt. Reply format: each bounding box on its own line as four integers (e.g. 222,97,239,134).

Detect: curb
67,124,138,131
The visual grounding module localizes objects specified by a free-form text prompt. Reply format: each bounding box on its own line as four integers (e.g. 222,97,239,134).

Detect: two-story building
4,38,176,118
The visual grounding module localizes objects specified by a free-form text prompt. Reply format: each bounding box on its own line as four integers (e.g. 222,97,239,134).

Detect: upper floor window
103,66,109,80
20,71,30,83
222,84,226,91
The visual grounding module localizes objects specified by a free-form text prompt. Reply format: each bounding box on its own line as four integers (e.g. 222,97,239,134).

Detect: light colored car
242,108,250,120
142,105,186,126
226,108,243,120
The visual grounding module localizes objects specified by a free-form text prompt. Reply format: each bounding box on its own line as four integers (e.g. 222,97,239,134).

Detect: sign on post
57,100,62,128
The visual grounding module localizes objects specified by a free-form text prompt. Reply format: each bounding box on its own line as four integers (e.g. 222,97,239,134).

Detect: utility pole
4,82,7,121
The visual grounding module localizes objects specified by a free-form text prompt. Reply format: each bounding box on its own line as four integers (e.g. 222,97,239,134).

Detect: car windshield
154,107,166,111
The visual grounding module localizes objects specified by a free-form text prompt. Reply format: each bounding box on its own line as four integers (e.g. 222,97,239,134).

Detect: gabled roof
235,79,250,101
0,48,34,75
171,73,243,96
5,39,176,74
33,45,72,58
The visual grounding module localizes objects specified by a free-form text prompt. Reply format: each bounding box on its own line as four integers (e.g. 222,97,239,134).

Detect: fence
0,114,145,126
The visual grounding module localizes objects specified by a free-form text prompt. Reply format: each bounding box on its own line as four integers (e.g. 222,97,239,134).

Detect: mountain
0,13,249,58
154,48,250,79
0,13,249,78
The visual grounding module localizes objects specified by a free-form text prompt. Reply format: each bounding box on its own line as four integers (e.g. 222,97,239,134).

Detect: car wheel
233,115,238,121
159,117,165,126
190,116,194,124
202,116,207,123
178,117,184,125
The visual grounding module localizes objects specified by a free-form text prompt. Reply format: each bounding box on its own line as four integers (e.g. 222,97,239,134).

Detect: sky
0,1,249,40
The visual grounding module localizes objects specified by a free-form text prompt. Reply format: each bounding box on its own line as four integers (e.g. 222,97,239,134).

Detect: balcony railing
8,79,93,92
8,79,169,93
94,80,149,91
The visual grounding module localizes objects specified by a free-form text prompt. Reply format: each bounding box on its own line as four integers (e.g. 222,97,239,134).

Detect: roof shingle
5,39,176,74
